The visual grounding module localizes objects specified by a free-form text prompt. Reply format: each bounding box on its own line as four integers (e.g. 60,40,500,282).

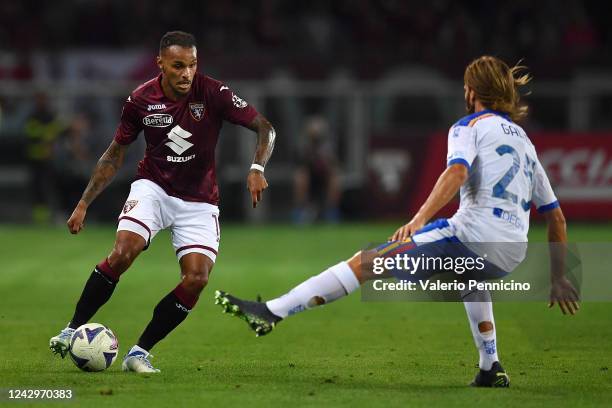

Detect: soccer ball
69,323,119,372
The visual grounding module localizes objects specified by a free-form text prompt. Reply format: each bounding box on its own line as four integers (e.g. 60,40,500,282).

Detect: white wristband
250,163,265,173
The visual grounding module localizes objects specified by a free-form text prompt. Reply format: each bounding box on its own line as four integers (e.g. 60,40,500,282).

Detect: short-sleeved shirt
114,73,258,204
445,109,558,245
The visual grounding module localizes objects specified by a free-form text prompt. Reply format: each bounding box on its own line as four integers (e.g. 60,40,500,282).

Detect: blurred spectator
24,92,64,223
0,95,34,135
53,113,93,218
11,53,34,81
293,116,341,224
563,3,599,60
1,1,611,81
0,53,33,81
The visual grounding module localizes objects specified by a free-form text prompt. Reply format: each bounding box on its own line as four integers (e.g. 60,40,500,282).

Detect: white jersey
445,110,558,270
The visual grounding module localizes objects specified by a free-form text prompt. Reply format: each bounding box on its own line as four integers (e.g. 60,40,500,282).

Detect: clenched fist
247,170,268,208
67,200,88,234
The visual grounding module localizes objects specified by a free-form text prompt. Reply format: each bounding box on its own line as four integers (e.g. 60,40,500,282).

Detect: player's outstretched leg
462,289,509,387
215,250,374,336
122,253,211,373
50,231,144,358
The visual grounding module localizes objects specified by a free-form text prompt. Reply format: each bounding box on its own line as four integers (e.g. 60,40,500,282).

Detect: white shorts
117,179,220,262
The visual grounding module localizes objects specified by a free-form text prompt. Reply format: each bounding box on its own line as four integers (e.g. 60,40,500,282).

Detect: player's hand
67,200,88,234
247,170,268,208
390,216,426,242
548,276,580,315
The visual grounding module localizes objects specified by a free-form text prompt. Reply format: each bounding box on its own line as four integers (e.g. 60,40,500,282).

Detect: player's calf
133,254,212,353
66,258,122,331
63,232,145,332
133,283,198,355
50,258,123,358
463,290,504,387
478,321,494,334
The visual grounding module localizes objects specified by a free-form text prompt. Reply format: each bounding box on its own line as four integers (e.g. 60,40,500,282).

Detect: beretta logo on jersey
189,103,205,121
143,113,173,127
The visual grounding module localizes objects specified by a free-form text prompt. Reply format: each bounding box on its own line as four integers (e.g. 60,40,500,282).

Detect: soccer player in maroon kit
49,31,276,373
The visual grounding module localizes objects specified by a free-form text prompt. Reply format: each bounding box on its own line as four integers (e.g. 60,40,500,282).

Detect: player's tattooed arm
67,141,128,234
245,114,276,208
81,141,127,205
247,114,276,167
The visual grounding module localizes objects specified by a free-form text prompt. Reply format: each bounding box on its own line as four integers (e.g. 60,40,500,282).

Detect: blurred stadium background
1,0,611,224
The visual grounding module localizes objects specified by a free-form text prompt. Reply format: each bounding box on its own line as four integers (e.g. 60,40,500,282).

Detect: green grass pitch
1,223,611,407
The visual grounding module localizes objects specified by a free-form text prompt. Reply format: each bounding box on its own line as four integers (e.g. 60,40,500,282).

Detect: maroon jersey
114,73,258,204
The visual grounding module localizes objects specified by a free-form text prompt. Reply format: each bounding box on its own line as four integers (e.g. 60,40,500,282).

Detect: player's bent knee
347,249,376,283
478,321,494,334
179,253,214,293
182,271,209,294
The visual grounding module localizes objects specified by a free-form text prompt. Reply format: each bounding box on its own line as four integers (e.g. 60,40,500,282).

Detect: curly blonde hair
464,56,532,122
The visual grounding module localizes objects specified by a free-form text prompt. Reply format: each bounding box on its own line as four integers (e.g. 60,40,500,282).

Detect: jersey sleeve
446,125,477,170
214,85,259,126
532,159,559,213
113,96,142,145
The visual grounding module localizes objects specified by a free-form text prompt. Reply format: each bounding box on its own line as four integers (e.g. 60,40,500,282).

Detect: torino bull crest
189,103,205,121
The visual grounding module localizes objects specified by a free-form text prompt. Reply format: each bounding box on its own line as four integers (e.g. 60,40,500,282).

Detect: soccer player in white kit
216,56,580,387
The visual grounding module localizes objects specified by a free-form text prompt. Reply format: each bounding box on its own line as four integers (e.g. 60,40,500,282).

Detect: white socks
266,262,360,318
462,289,498,370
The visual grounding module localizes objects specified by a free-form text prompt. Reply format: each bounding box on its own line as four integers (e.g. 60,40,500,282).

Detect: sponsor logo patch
165,125,193,155
147,103,167,111
189,103,205,121
123,200,138,214
143,113,173,127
